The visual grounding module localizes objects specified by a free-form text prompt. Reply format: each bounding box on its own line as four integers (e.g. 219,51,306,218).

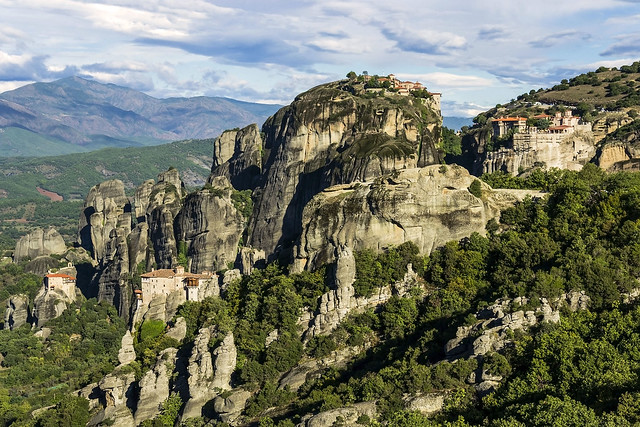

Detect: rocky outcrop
480,130,596,175
297,401,377,427
175,177,245,273
213,389,253,425
117,330,136,365
95,227,132,321
78,179,131,262
211,333,236,390
294,164,535,271
4,294,29,330
247,81,443,261
182,328,237,419
301,246,420,340
444,291,590,394
404,392,447,416
238,247,266,275
210,124,263,190
31,286,75,328
14,227,66,262
88,369,136,427
134,348,178,425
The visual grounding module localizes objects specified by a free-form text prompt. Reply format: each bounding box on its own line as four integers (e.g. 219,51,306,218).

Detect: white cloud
397,73,493,89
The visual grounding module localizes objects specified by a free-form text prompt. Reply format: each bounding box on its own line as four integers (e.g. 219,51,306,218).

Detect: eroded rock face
134,348,178,425
4,294,29,330
298,401,377,427
248,82,443,261
182,328,237,419
213,389,253,425
210,124,263,190
301,246,420,340
117,330,136,366
14,227,66,262
31,287,75,328
78,179,131,262
480,130,596,175
294,165,533,271
175,177,245,273
88,369,136,427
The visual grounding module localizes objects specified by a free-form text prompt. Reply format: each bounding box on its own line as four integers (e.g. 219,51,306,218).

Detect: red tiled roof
45,273,76,280
532,114,551,119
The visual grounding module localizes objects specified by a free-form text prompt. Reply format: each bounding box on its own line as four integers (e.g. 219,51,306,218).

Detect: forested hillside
2,165,640,425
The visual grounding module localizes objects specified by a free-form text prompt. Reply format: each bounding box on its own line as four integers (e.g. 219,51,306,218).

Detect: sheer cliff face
293,164,538,271
246,83,443,260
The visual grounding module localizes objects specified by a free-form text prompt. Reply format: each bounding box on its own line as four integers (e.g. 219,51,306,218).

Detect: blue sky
1,0,640,117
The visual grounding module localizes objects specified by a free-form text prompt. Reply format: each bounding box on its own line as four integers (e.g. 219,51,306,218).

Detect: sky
1,1,640,117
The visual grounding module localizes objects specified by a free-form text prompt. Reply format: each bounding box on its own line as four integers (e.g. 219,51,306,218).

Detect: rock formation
246,81,443,261
31,286,75,328
4,294,29,330
182,328,237,419
87,369,136,427
14,227,66,262
134,348,178,424
117,330,136,365
210,124,263,190
294,164,538,271
78,179,131,262
175,177,245,273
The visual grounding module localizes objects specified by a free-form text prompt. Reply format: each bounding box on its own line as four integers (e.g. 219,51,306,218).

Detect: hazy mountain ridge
0,77,281,156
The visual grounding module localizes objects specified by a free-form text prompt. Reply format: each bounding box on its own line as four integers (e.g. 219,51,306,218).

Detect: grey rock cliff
247,82,443,261
294,164,532,271
78,179,131,262
31,287,75,328
134,347,178,425
210,124,263,190
4,294,29,330
182,327,237,419
175,176,245,273
14,227,66,262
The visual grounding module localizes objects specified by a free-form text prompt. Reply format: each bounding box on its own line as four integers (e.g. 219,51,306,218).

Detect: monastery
136,266,216,303
492,110,592,139
43,272,77,300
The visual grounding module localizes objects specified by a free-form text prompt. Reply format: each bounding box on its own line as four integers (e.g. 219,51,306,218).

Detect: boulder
14,227,66,262
213,389,253,425
298,401,377,427
4,294,29,330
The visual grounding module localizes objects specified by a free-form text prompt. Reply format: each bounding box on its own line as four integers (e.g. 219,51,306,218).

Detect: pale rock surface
31,286,77,327
222,269,242,293
166,316,187,342
78,179,131,263
4,294,29,330
248,83,442,260
297,401,377,427
14,227,66,262
213,389,253,425
294,165,538,271
175,176,245,273
182,328,237,419
301,246,420,340
404,392,447,415
210,124,263,190
239,246,266,275
88,369,136,427
117,330,136,365
134,347,178,424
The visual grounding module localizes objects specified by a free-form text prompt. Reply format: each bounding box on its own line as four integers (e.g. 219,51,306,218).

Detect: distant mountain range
0,77,281,157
